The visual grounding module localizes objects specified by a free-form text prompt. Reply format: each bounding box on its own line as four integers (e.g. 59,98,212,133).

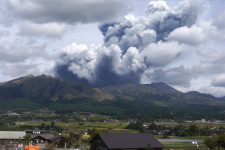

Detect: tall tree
204,137,217,150
217,135,225,149
24,134,32,145
51,121,55,128
188,124,199,136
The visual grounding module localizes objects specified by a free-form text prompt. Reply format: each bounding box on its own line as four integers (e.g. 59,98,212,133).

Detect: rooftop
93,133,164,149
0,131,26,139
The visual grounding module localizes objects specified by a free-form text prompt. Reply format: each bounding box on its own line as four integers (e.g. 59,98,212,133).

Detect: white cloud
59,43,99,82
0,30,9,39
166,26,206,45
141,41,186,66
6,0,130,24
141,65,193,87
214,10,225,30
19,22,68,38
0,42,45,63
1,0,225,97
146,0,169,14
212,74,225,87
0,57,55,82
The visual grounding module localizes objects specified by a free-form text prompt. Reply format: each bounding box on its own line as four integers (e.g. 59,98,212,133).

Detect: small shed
90,133,164,150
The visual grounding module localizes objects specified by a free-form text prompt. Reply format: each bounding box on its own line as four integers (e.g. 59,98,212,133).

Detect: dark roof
94,133,164,149
32,134,61,141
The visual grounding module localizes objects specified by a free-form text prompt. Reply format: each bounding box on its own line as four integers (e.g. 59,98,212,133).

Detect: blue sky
0,0,225,97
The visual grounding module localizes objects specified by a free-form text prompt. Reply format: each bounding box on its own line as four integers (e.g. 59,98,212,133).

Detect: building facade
0,131,26,150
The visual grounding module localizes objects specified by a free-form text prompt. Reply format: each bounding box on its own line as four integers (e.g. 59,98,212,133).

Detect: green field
13,120,225,149
158,122,225,127
162,142,208,150
20,120,225,132
18,121,138,134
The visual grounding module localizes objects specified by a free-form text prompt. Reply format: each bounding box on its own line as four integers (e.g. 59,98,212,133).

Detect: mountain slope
220,96,225,101
100,83,181,101
146,82,180,94
100,83,224,105
0,75,225,119
0,74,114,102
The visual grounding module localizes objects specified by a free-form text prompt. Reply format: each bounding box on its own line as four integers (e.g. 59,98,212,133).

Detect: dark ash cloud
93,55,141,86
55,64,90,85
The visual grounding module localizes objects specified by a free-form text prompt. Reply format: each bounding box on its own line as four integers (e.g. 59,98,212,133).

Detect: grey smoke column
56,0,203,86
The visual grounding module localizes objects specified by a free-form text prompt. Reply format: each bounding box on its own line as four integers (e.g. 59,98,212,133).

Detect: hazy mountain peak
187,91,201,95
0,75,225,118
0,74,34,86
147,82,180,94
220,96,225,101
187,91,217,99
37,74,54,79
0,74,114,102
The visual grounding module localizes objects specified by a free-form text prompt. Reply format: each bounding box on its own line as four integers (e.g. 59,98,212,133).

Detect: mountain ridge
0,74,221,99
0,74,225,119
144,82,180,94
0,74,114,102
100,82,223,106
220,96,225,101
0,74,34,86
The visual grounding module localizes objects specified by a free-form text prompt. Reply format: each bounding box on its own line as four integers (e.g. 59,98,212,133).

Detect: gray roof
0,131,25,139
96,133,164,149
32,134,61,141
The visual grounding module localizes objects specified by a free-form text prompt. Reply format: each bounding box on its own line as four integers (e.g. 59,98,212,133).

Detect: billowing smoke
56,0,204,87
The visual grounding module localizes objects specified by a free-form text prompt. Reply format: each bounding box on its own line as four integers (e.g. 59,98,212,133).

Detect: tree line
126,121,225,137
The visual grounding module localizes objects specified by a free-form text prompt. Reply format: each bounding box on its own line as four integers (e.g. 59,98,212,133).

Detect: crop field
162,142,208,150
19,120,137,133
157,122,225,128
15,120,225,149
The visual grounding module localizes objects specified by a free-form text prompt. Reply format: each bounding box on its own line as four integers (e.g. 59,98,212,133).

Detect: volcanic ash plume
56,0,203,86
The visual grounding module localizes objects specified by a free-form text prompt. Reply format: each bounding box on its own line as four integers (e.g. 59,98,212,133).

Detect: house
5,112,19,116
31,133,62,149
90,133,164,150
0,131,25,149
